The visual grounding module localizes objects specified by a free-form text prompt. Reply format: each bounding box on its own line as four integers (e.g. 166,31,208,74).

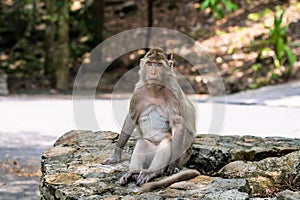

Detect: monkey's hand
136,171,157,186
120,170,140,186
166,163,179,176
101,154,121,165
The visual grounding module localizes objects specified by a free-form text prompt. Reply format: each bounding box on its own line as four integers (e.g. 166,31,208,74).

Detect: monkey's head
139,48,173,85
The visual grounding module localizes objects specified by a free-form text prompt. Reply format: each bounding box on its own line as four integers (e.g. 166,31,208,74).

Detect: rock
277,190,300,200
115,1,138,15
217,150,300,197
0,70,8,95
40,131,300,199
121,1,138,13
188,134,300,175
202,189,249,200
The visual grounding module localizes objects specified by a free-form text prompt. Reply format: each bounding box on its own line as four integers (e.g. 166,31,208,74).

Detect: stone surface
187,134,300,174
277,190,300,200
218,150,300,196
40,131,300,199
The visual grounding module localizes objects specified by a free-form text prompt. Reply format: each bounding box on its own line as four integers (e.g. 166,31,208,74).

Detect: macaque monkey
102,47,198,191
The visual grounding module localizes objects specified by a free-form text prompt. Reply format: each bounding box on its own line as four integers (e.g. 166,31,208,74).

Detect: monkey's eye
156,63,163,67
146,62,152,67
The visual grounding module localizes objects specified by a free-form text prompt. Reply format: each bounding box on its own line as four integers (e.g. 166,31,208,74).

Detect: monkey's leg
120,139,155,185
136,137,171,186
167,129,194,175
130,139,156,170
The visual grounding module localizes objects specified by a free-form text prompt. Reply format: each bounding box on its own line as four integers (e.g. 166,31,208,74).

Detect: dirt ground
99,0,300,94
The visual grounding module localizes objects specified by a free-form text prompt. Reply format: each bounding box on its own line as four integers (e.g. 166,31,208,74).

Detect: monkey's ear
166,52,173,61
140,58,145,66
166,52,174,71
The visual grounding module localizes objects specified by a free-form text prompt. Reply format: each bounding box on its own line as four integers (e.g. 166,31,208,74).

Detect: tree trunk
91,0,104,43
44,0,56,87
146,0,153,48
147,0,153,27
55,0,70,90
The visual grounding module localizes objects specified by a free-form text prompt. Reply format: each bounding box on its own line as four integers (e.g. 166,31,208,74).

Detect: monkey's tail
141,169,200,192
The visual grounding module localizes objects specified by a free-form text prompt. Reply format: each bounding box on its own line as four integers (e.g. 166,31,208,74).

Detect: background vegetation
0,0,299,94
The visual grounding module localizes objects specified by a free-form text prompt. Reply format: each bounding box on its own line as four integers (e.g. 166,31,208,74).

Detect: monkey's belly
138,105,171,142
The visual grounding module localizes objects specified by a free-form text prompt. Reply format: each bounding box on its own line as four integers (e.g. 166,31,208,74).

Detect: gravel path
0,133,48,200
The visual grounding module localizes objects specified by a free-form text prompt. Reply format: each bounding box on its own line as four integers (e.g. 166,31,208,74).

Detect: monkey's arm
102,114,136,165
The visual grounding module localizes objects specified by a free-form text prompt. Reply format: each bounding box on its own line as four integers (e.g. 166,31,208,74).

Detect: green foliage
251,63,262,72
247,8,272,22
251,6,297,86
200,0,238,19
269,7,296,67
0,1,45,80
247,13,260,21
0,0,103,89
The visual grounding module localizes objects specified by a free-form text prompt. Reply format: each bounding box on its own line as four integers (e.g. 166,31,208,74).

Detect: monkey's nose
151,71,157,76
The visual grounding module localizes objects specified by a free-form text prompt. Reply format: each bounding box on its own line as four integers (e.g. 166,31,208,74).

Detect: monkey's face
141,59,169,85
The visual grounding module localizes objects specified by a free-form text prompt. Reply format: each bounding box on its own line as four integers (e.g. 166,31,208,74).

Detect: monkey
102,47,198,190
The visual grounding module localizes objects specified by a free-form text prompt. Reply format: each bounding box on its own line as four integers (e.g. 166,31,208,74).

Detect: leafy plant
252,6,297,84
269,7,296,68
200,0,238,19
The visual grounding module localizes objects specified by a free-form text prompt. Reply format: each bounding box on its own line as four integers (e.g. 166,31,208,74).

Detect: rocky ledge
40,131,300,199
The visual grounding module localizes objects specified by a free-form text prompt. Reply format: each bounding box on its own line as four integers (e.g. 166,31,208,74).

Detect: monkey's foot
136,171,158,186
165,165,179,176
120,171,140,186
101,155,121,165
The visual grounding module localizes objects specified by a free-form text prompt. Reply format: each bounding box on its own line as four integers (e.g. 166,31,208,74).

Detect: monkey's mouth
146,82,164,89
147,79,161,84
147,78,158,81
